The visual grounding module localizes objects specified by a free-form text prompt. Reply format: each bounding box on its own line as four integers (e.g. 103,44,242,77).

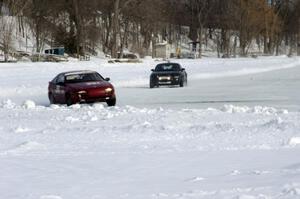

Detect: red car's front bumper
71,88,115,104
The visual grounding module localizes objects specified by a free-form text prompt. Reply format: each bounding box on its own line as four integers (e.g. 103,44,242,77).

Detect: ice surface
0,57,300,199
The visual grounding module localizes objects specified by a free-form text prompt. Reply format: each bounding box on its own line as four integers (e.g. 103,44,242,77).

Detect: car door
54,74,66,103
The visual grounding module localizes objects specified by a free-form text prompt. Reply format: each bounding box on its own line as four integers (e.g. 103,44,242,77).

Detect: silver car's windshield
155,64,180,71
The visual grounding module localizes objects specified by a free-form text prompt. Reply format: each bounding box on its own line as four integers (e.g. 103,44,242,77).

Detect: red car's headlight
105,88,113,94
78,91,87,94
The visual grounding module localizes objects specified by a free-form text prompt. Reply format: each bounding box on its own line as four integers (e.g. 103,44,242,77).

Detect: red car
48,70,116,106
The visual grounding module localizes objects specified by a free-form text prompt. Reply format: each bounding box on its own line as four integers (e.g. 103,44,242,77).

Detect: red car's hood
66,81,113,91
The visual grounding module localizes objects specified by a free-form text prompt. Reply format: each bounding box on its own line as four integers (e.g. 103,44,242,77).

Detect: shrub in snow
22,100,36,109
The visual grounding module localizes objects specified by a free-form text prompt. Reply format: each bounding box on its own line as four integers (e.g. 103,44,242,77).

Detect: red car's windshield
65,73,104,84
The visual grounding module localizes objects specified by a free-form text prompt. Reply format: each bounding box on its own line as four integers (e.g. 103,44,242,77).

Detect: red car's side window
57,75,65,85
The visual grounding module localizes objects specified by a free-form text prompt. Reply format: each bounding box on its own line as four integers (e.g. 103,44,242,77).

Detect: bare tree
0,0,29,61
0,16,14,61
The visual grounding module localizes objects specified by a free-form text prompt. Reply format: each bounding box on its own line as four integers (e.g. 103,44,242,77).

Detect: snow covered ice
1,57,300,199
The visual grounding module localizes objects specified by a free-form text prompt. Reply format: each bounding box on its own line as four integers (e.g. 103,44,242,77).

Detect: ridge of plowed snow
0,102,299,154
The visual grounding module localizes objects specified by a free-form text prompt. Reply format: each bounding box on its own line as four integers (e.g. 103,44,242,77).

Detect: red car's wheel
49,93,56,104
106,98,116,106
66,94,73,106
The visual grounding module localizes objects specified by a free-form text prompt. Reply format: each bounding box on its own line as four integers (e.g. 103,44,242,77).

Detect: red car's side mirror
105,77,110,81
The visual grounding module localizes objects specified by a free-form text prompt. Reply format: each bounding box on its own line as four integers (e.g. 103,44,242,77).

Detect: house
155,42,171,59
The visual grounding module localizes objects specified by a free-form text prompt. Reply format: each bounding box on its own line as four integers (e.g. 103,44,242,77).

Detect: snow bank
0,99,16,109
222,104,288,114
14,127,30,133
0,99,291,115
282,184,300,196
40,196,63,199
289,137,300,146
0,101,298,153
235,195,257,199
22,100,36,109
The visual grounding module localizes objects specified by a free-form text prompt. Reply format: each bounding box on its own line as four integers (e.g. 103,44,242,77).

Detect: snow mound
235,195,257,199
92,103,105,110
188,176,205,182
22,100,36,109
251,170,271,175
282,184,300,196
65,116,80,123
49,104,61,109
14,127,30,133
261,117,284,128
230,170,242,176
40,195,63,199
0,99,16,109
70,104,81,109
289,137,300,146
222,105,251,113
222,104,288,114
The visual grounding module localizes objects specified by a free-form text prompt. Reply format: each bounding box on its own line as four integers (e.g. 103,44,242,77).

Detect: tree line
1,0,300,59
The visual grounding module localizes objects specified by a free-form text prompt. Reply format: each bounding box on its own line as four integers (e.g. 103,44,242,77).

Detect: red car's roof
63,70,96,76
